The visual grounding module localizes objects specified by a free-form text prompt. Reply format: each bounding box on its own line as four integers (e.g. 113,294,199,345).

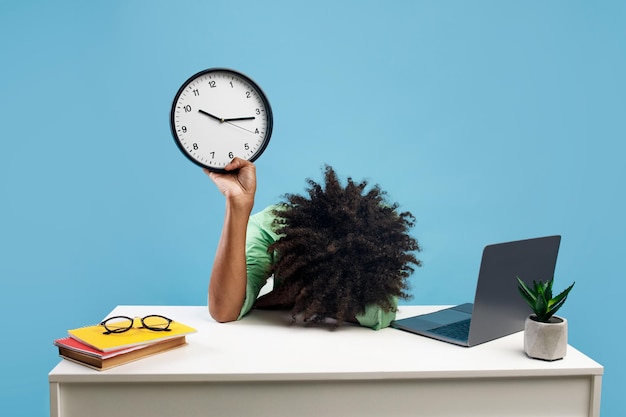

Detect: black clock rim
169,67,274,173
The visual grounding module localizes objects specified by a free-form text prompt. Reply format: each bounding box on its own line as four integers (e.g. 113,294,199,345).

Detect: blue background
1,1,623,415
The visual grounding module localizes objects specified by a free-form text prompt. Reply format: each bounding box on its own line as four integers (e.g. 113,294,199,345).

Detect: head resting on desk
268,165,422,326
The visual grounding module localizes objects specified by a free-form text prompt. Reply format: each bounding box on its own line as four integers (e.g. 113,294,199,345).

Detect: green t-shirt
238,205,397,330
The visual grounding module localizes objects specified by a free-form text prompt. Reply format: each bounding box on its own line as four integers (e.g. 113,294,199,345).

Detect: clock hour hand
198,109,224,122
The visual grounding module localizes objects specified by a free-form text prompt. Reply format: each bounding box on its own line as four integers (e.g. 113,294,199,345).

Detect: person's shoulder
249,204,280,232
247,205,281,243
250,204,279,220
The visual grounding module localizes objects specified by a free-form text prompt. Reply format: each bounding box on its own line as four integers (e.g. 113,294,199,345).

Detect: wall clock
170,68,273,172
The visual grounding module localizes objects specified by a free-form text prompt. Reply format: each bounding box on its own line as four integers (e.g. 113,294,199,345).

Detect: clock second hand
224,120,256,134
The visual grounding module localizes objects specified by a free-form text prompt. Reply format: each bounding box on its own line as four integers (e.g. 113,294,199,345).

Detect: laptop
391,235,561,347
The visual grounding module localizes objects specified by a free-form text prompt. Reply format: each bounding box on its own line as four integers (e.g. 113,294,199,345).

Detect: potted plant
516,277,575,361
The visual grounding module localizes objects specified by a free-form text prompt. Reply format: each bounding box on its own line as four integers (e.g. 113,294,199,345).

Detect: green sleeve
356,297,398,330
238,206,279,320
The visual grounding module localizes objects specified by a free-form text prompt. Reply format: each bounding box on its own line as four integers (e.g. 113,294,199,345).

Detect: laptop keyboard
429,319,471,340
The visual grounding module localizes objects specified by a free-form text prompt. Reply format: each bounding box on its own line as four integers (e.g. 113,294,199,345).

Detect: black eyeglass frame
99,314,173,335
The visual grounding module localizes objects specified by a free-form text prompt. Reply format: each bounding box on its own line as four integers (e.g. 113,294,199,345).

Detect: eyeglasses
100,315,173,335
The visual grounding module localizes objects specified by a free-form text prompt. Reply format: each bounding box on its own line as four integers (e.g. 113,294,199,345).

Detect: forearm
208,199,253,322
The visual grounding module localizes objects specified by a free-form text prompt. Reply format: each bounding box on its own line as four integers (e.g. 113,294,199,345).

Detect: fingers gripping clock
170,68,273,172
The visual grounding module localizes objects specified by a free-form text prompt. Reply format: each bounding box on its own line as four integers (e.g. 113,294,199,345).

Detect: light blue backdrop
1,1,623,416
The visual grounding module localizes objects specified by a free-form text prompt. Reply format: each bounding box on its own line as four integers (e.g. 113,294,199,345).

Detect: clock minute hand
223,116,256,122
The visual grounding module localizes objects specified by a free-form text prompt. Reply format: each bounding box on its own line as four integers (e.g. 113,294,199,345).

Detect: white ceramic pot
523,315,568,361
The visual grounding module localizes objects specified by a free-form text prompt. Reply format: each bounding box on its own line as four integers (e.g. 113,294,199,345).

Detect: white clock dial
170,68,273,171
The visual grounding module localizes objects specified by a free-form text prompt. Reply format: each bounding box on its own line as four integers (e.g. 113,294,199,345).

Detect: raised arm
205,158,257,322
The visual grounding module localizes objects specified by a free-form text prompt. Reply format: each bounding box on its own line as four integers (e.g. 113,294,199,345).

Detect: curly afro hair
267,165,421,326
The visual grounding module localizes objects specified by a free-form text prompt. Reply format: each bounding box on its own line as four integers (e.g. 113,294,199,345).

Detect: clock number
228,152,234,159
210,152,215,159
229,81,234,88
192,89,199,96
181,126,187,133
255,108,261,115
255,128,260,134
244,143,249,150
208,81,216,88
192,143,199,150
183,105,192,112
246,91,251,98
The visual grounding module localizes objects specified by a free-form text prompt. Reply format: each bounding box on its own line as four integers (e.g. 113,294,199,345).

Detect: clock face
169,68,273,172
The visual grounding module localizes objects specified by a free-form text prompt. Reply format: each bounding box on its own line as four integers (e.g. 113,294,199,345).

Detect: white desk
49,305,603,417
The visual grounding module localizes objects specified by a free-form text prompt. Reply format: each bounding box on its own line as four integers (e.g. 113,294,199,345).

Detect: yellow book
68,317,196,352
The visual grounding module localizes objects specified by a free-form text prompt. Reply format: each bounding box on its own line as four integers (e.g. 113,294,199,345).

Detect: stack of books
54,317,197,371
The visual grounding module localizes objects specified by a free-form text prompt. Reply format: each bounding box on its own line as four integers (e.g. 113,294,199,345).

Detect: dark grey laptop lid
467,235,561,346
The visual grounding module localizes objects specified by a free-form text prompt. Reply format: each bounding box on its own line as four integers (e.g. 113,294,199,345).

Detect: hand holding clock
205,157,257,208
170,69,271,322
206,157,258,322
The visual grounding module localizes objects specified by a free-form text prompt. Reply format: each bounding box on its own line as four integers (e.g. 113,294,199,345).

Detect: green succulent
516,277,575,322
